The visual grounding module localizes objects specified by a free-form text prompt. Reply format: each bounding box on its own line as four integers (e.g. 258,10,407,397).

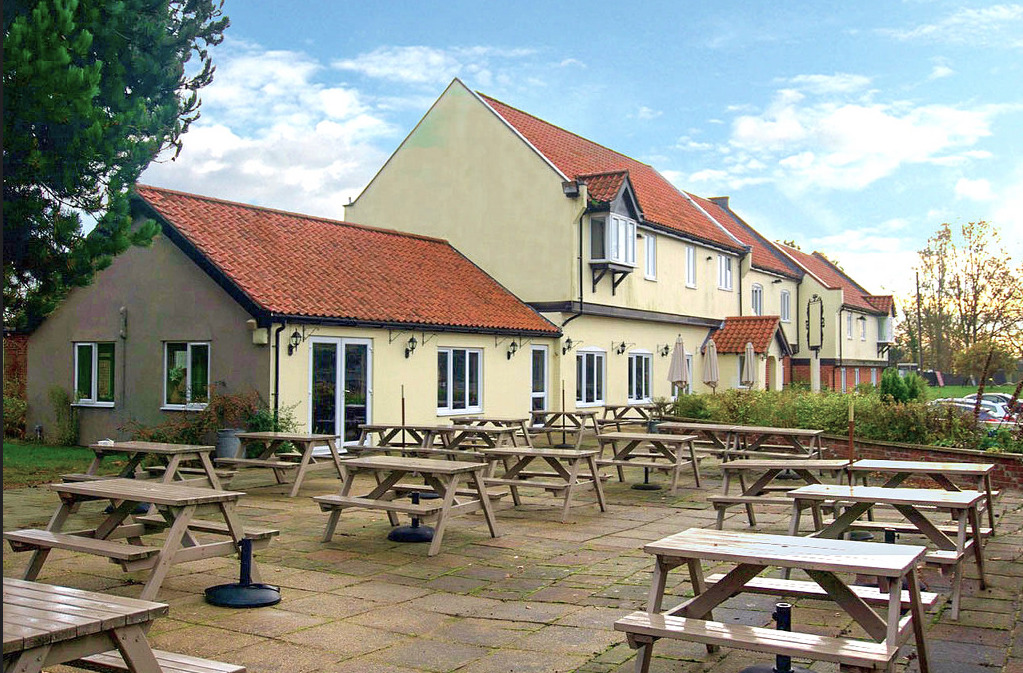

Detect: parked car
930,397,1018,429
962,392,1022,415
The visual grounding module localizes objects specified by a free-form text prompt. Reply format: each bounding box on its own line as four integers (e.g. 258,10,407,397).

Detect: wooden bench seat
134,515,279,541
483,477,570,492
704,573,939,608
709,494,801,507
143,465,237,479
214,457,299,469
313,494,444,516
616,611,898,671
597,458,681,470
4,529,159,562
820,518,993,539
70,648,245,673
390,483,508,501
61,472,116,482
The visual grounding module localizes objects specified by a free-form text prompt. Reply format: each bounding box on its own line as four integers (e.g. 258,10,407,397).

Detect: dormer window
751,284,763,316
590,215,636,266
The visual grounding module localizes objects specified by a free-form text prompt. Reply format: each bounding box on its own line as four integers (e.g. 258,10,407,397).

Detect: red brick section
777,244,887,314
479,94,745,253
790,363,882,391
3,333,29,395
695,196,802,280
819,435,1023,491
135,186,560,335
864,295,895,315
712,316,783,354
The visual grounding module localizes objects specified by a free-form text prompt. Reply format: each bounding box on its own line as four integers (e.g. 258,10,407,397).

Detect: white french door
309,338,372,444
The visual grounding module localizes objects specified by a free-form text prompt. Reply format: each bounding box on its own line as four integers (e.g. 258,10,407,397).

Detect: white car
962,392,1021,415
930,398,1018,429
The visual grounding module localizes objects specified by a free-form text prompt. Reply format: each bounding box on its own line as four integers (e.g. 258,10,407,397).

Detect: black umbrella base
775,469,801,480
388,524,435,543
739,664,814,673
205,582,282,608
847,530,874,541
631,482,662,491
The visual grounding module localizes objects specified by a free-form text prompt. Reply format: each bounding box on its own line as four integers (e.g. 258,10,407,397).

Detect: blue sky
142,1,1023,297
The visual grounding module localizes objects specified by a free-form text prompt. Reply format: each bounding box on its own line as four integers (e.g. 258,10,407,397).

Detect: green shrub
879,368,909,403
48,386,79,446
3,377,27,438
903,373,928,402
670,394,711,419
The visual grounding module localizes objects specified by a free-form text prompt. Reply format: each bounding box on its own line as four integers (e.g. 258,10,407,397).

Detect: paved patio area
4,459,1021,673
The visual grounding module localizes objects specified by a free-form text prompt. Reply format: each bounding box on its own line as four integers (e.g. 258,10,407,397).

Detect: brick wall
3,333,29,396
819,434,1023,490
790,363,882,391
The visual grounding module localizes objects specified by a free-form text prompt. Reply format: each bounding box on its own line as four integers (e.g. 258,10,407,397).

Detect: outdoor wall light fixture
507,340,519,360
613,341,632,355
561,337,576,355
287,330,303,356
706,255,713,261
658,344,671,357
772,278,784,284
405,336,418,359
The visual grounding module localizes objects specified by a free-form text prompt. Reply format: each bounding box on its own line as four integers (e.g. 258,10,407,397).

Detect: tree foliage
898,221,1023,373
3,0,228,328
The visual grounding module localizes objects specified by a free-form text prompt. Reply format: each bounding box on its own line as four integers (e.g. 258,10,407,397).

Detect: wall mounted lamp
405,336,418,359
706,255,713,261
613,341,633,355
507,340,519,360
287,329,303,356
772,278,783,284
658,344,671,357
561,337,576,355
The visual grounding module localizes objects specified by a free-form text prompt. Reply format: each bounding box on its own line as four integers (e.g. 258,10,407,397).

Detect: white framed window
437,348,482,414
860,318,867,341
751,284,764,316
717,255,733,290
878,316,890,342
74,342,115,406
164,342,210,409
530,346,548,412
685,245,697,287
628,352,653,402
871,368,878,385
737,353,749,389
644,233,656,279
575,349,605,406
591,215,637,266
780,290,791,322
840,367,847,391
846,313,853,339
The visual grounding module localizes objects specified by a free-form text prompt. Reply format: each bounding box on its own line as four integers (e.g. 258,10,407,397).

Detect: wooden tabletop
50,478,244,506
458,416,530,423
3,577,168,655
342,455,487,474
235,431,339,442
849,459,995,476
643,528,926,577
729,425,824,436
787,484,985,508
532,409,600,418
658,422,738,432
478,446,598,458
722,459,850,471
88,440,214,454
449,425,519,434
604,403,656,409
598,432,697,442
359,424,453,433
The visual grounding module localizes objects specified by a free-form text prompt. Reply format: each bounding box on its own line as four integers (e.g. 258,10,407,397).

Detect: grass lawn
924,383,1018,400
1,440,124,489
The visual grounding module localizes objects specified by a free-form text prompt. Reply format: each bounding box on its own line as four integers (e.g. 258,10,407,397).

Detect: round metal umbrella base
775,469,801,480
631,483,662,491
847,530,874,541
738,665,814,673
204,582,282,609
388,524,435,543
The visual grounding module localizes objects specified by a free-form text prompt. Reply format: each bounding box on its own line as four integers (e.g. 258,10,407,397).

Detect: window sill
160,405,208,412
644,275,656,282
72,402,115,409
437,407,483,417
685,283,697,289
576,401,604,408
717,286,733,292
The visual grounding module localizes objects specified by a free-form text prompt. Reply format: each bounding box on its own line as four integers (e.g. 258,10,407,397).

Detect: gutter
272,320,286,424
561,213,585,329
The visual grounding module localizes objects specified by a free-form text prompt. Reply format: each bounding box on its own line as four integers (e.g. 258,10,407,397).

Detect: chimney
710,196,730,210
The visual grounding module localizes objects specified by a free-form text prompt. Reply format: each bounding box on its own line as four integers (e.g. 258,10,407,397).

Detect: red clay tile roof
696,196,803,280
864,295,895,316
134,185,560,335
776,244,885,315
479,94,745,253
577,171,628,204
712,316,784,354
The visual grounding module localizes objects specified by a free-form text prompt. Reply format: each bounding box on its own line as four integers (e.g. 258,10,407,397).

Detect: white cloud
787,73,872,95
882,4,1023,46
808,230,920,294
142,39,395,218
929,64,955,80
332,45,537,87
636,106,662,120
955,177,994,201
992,170,1023,258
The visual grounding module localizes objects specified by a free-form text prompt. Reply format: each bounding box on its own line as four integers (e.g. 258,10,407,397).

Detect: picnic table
595,432,701,492
848,459,998,533
710,459,849,529
457,415,534,447
658,422,823,460
2,577,243,673
4,479,277,601
479,446,607,522
447,424,521,450
355,424,455,451
787,483,987,620
615,527,931,673
69,441,225,489
314,455,500,556
217,431,344,497
529,409,601,449
599,403,657,431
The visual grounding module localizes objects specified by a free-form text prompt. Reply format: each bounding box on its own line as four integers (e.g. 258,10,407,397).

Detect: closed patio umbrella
702,339,719,391
667,336,688,391
741,341,757,387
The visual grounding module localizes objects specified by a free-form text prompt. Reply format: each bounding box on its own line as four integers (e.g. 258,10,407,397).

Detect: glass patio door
310,338,372,444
